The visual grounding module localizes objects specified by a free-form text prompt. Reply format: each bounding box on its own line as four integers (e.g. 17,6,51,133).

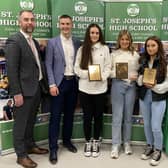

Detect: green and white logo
20,0,34,10
127,4,140,17
74,1,87,15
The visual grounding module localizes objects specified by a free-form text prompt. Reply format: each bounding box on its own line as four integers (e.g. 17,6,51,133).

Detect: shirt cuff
49,84,56,88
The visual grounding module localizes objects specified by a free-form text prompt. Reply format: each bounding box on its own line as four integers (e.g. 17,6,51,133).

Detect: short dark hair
59,14,72,21
18,10,34,20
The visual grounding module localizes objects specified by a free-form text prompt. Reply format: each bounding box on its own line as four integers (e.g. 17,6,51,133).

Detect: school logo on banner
20,0,34,10
127,4,140,17
74,1,87,15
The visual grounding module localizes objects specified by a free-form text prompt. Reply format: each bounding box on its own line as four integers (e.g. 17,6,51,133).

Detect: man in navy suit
5,10,48,168
45,14,81,164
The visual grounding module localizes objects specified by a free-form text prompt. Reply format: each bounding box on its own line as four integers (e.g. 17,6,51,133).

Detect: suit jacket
5,31,48,96
45,35,81,86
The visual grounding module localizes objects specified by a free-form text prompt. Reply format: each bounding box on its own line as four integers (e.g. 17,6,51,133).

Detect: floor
0,143,168,168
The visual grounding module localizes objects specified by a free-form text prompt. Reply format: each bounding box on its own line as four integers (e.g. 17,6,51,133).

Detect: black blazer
5,32,48,96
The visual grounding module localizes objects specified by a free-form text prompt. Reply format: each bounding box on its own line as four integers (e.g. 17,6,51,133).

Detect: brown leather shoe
28,147,49,154
17,156,37,168
27,156,38,166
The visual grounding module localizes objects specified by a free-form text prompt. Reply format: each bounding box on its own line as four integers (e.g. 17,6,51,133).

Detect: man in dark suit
45,14,81,164
5,10,48,168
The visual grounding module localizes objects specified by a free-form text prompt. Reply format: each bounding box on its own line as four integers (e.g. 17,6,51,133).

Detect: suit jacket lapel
18,32,38,63
57,36,66,63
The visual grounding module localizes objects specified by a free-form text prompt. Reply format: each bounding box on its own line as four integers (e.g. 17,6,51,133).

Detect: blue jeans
139,89,166,150
111,79,136,145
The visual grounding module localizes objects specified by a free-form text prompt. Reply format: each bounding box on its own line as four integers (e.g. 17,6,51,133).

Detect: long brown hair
144,36,167,77
80,23,105,69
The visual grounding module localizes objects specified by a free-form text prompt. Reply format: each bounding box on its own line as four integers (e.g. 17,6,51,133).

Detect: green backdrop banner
0,0,52,38
105,2,162,42
0,0,167,41
161,0,168,41
51,0,104,40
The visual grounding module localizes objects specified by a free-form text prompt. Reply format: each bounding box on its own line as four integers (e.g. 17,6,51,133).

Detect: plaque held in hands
88,64,102,81
116,62,128,79
143,68,156,85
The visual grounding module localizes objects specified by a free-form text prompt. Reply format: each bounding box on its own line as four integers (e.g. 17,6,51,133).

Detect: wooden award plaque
88,64,102,81
116,62,128,79
143,68,156,85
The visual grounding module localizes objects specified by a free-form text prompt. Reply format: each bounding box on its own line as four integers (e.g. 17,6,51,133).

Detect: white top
111,49,140,83
60,34,74,76
74,42,111,94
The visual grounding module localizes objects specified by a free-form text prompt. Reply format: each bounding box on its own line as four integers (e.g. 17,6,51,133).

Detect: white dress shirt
60,34,75,76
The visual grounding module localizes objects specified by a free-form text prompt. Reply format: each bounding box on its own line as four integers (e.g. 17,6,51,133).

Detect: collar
60,33,72,41
20,29,32,40
92,42,101,50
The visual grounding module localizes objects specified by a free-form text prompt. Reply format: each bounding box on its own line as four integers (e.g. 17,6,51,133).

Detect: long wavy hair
80,23,105,69
116,30,135,55
143,36,167,77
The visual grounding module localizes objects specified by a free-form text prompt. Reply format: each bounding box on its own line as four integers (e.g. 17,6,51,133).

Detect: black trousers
79,91,106,141
13,85,41,157
49,77,78,152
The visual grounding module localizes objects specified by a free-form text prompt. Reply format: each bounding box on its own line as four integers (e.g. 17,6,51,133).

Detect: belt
64,75,75,80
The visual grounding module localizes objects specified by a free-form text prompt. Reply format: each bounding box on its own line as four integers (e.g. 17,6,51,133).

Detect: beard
21,26,35,34
26,27,34,33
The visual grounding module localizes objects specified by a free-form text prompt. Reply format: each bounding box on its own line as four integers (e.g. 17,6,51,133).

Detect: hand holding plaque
116,62,128,79
88,64,102,81
143,68,156,85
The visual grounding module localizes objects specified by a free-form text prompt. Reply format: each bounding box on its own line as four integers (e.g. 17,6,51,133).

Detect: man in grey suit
5,10,48,168
45,14,81,164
